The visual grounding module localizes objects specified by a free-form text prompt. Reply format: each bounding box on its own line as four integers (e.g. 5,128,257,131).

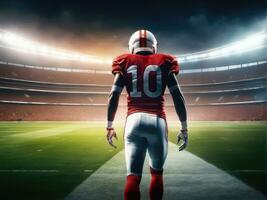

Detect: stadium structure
0,30,266,121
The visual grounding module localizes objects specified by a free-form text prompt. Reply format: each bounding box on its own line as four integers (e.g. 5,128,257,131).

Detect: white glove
177,129,188,151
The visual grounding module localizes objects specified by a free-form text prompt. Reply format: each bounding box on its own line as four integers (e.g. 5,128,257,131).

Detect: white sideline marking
7,125,82,139
0,130,25,132
66,143,266,200
0,169,96,173
0,170,59,173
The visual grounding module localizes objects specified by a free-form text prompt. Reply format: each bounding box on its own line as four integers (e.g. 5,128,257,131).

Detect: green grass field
0,121,266,200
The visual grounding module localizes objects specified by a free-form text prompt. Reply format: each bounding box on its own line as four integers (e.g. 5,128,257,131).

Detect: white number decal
127,65,141,97
127,65,162,98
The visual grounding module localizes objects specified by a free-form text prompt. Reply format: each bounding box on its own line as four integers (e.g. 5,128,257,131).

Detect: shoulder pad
113,53,131,62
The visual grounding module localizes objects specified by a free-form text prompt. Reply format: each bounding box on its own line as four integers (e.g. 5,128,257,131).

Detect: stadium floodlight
0,30,112,64
0,29,266,65
177,31,267,63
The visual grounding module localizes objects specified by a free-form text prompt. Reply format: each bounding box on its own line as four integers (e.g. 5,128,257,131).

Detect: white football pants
124,112,168,176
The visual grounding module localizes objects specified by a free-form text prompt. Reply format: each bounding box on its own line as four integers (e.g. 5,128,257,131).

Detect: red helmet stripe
139,30,147,47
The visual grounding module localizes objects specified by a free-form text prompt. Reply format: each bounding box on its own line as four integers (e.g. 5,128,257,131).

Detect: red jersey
112,53,179,119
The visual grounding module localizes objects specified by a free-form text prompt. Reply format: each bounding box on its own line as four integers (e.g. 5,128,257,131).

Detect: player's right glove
177,129,188,151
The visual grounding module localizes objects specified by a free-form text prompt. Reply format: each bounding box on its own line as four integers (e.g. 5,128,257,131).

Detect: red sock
149,167,163,200
124,175,141,200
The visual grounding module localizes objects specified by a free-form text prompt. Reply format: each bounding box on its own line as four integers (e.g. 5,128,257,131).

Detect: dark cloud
0,0,266,57
158,13,267,54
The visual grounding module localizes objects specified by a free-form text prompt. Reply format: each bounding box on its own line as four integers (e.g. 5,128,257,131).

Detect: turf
168,121,267,195
0,122,124,200
0,121,266,199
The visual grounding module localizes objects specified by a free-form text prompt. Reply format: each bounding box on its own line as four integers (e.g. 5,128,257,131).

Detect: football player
106,30,188,200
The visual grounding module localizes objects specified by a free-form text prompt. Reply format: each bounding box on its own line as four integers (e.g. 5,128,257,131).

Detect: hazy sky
0,0,266,57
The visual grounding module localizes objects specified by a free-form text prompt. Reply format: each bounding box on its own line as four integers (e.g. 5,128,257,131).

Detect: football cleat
128,30,157,54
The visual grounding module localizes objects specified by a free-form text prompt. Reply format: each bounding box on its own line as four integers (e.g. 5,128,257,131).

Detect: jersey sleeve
112,54,127,75
169,56,179,75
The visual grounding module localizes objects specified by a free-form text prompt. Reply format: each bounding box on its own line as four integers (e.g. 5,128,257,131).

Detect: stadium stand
0,31,266,121
0,61,266,121
0,63,112,84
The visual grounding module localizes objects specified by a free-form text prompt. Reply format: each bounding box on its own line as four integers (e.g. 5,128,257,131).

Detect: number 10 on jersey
127,65,162,98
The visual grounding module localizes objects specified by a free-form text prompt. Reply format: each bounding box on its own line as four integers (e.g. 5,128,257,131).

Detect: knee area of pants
150,159,165,169
150,167,163,175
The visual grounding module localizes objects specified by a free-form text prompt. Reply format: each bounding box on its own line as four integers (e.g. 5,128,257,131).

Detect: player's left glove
177,129,188,151
106,127,118,149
